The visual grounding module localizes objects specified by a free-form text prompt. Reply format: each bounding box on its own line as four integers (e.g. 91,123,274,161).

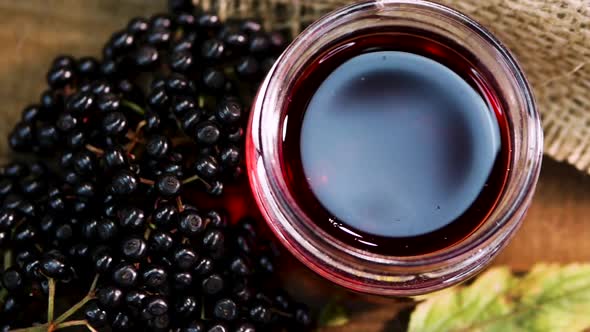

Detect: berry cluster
0,0,311,331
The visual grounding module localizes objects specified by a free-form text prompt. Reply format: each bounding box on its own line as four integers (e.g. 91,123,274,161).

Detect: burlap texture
200,0,590,173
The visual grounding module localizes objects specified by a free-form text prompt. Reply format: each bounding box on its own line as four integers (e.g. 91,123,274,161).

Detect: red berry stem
139,178,155,186
126,120,148,153
85,144,105,156
176,196,185,212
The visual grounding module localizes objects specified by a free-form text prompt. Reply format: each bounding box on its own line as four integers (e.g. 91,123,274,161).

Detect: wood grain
0,1,588,331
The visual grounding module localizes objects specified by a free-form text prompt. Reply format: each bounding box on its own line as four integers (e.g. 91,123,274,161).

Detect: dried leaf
408,264,590,332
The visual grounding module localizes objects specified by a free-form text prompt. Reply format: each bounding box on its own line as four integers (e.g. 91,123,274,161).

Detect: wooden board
0,1,589,330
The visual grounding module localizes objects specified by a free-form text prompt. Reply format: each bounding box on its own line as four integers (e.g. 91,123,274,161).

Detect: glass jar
246,0,542,296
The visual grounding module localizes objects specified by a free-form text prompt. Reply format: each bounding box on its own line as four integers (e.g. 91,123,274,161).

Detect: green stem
54,275,99,325
198,95,205,108
48,278,56,323
3,250,12,269
53,294,94,325
7,276,100,332
121,100,146,116
10,219,25,235
54,319,96,332
0,288,7,303
182,174,211,189
89,274,99,292
7,325,48,332
223,67,235,76
200,296,207,320
182,174,201,184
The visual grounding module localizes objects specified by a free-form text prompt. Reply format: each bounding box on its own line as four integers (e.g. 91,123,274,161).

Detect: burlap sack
201,0,590,173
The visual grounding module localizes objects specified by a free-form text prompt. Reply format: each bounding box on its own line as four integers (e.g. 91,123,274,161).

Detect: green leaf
318,300,350,327
408,264,590,332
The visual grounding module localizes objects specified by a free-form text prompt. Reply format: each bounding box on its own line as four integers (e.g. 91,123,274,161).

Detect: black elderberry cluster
0,0,312,331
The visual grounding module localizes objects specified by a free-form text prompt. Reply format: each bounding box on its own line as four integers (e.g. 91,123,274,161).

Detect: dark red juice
280,30,511,256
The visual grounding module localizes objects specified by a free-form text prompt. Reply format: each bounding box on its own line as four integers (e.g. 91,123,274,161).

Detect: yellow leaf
408,264,590,332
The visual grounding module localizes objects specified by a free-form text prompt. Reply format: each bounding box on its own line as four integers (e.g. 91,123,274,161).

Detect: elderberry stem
176,196,185,212
174,28,184,41
125,130,145,143
171,136,193,146
54,320,97,332
127,120,147,154
53,275,99,325
85,144,104,156
135,120,147,132
182,174,211,190
52,293,94,325
8,325,48,332
89,274,99,294
271,308,294,318
3,250,11,269
223,67,235,76
200,296,207,320
121,100,145,116
143,227,152,240
140,178,155,186
182,174,200,184
0,288,7,303
182,174,211,189
48,278,56,323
